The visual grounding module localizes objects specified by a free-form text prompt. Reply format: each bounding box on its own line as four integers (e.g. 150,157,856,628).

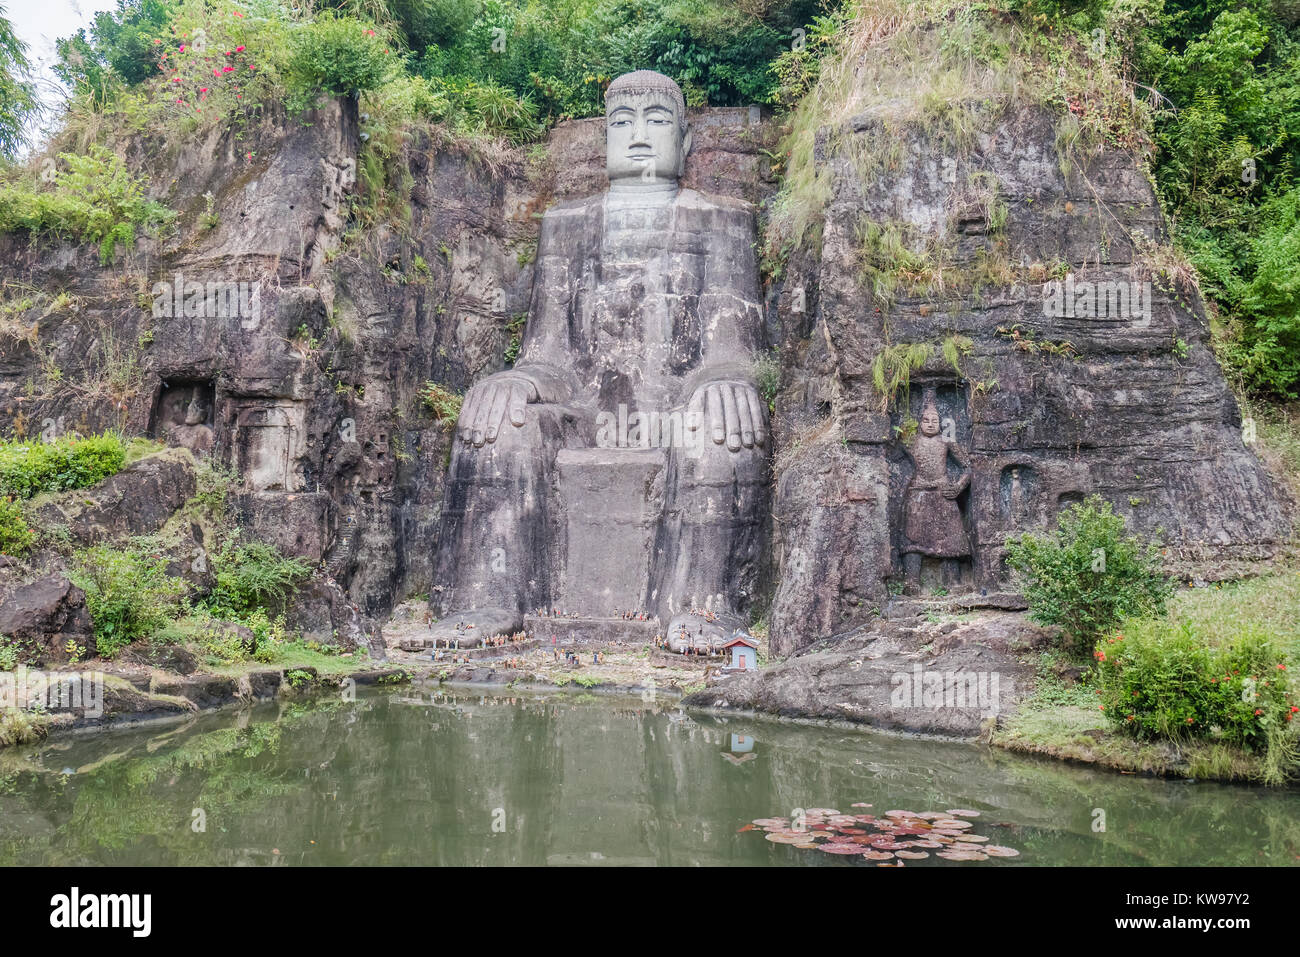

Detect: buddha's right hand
458,374,540,446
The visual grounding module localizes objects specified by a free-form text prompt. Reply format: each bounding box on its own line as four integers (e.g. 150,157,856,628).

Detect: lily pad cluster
742,806,1021,865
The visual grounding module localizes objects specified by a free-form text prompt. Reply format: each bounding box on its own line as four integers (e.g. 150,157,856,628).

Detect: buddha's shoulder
543,194,604,219
674,188,755,217
541,189,754,218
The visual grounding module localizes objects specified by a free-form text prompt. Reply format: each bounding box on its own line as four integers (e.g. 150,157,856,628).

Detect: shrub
0,147,173,264
1094,620,1296,782
286,12,394,106
187,459,238,524
206,540,313,619
753,351,780,414
0,144,174,261
0,495,32,557
1005,495,1174,653
419,381,463,423
0,433,126,499
0,707,49,747
70,544,187,658
0,634,20,671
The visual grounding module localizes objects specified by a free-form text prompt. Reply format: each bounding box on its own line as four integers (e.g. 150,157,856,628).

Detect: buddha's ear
681,125,693,162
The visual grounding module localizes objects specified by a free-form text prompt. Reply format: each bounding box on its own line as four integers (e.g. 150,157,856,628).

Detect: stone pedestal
555,447,666,617
523,614,661,646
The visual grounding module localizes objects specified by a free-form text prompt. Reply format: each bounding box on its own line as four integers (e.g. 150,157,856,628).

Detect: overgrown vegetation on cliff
2,0,1293,399
764,0,1300,400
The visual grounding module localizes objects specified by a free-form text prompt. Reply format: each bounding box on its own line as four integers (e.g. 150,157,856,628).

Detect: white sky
6,0,121,151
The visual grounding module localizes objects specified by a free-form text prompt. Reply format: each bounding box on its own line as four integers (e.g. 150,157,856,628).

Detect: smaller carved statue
165,394,215,456
901,389,970,594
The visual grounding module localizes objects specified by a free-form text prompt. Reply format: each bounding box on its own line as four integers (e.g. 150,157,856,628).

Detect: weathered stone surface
95,676,197,724
149,674,241,709
685,607,1054,736
0,575,94,664
32,449,196,546
119,641,200,675
524,615,660,646
0,90,777,650
765,103,1292,655
429,73,771,651
246,670,282,699
1,57,1287,669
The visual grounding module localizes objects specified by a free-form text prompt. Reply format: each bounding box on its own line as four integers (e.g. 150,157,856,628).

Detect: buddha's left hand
687,380,767,451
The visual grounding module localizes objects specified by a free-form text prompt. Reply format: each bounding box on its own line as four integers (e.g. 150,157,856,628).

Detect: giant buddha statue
427,70,770,653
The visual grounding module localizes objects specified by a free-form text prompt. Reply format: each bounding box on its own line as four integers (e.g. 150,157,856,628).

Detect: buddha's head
919,394,941,438
605,70,691,187
184,395,208,426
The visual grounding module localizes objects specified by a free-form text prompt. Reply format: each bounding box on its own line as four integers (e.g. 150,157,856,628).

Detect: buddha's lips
627,151,656,161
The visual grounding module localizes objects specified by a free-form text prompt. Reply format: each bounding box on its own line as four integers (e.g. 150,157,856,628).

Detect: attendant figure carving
901,390,970,593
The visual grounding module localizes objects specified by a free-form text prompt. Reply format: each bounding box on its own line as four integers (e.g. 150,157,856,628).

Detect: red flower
236,45,245,53
179,44,186,52
1291,706,1299,713
1254,709,1263,716
200,88,208,93
366,29,375,36
1099,705,1105,711
1278,664,1287,671
1186,717,1194,724
223,66,234,72
1210,677,1218,683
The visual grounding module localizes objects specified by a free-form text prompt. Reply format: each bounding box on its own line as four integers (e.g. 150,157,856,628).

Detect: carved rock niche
889,377,974,592
233,400,306,492
150,379,216,457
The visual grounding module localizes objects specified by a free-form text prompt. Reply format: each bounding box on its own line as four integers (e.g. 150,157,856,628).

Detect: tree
0,2,39,158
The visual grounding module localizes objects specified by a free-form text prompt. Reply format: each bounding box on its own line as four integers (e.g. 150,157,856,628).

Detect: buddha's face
920,407,941,437
606,91,689,185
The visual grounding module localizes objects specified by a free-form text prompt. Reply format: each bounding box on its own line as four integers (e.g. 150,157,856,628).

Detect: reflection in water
0,684,1296,866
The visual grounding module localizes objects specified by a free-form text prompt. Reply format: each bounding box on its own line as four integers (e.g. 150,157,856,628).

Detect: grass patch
0,708,50,748
0,432,127,500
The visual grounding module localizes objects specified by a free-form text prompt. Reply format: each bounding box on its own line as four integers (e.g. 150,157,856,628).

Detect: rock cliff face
764,104,1292,655
0,85,1289,656
0,101,777,642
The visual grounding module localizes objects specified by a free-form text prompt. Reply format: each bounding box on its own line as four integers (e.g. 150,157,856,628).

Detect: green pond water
0,683,1295,866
